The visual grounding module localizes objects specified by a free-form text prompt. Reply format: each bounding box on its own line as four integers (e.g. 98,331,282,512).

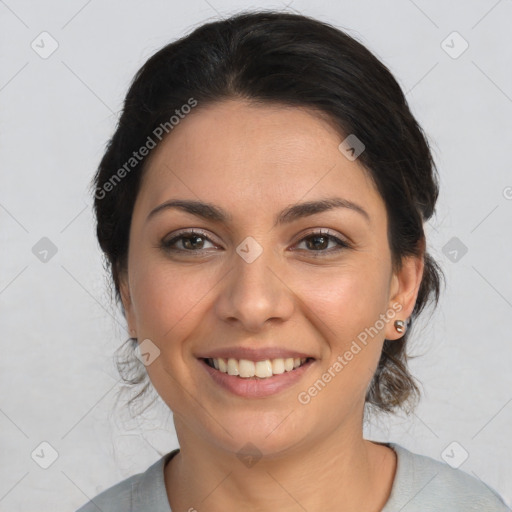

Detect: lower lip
198,358,315,398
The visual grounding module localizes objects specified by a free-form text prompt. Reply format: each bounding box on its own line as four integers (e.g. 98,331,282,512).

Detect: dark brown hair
90,10,445,416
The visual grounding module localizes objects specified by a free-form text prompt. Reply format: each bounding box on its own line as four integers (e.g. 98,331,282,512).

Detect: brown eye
161,231,216,252
295,230,350,255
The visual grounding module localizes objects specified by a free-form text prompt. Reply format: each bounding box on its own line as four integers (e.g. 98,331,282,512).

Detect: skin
119,99,424,511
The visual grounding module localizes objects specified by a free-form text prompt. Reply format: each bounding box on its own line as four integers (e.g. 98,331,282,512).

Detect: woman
78,10,510,512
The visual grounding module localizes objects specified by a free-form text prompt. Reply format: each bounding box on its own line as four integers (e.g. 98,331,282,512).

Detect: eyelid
293,227,350,245
161,228,220,248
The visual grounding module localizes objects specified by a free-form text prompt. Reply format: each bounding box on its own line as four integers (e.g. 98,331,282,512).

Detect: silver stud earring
394,319,406,334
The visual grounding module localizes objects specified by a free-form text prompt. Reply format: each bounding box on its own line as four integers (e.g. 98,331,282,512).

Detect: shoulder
75,449,179,512
383,442,511,512
75,473,139,512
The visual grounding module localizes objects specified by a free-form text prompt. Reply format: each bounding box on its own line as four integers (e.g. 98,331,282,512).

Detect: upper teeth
209,357,308,378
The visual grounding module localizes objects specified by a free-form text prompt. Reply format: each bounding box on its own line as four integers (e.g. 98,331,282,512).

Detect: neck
164,419,396,512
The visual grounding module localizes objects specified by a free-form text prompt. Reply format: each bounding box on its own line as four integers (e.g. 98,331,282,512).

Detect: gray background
1,0,511,510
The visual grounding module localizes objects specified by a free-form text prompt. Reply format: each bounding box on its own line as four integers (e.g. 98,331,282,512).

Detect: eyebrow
146,197,370,227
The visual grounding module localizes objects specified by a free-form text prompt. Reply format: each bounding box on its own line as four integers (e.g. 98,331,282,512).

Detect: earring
394,319,406,334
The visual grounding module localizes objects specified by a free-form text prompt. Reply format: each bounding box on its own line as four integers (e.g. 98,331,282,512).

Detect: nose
214,243,295,332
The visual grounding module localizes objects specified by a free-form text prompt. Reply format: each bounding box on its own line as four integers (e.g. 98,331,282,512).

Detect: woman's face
120,99,423,456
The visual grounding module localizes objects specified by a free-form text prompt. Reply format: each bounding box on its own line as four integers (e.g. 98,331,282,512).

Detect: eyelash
159,229,351,257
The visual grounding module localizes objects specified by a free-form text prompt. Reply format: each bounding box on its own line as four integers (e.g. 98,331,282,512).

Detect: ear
385,241,425,341
119,268,137,338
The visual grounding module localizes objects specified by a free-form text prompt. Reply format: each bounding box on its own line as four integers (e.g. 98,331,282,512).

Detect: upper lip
196,347,316,361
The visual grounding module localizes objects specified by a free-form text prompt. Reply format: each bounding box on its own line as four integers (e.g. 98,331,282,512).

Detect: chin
202,409,310,460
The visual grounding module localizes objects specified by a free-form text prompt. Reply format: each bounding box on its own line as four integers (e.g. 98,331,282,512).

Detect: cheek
295,261,391,341
129,255,224,357
128,261,217,405
293,261,391,398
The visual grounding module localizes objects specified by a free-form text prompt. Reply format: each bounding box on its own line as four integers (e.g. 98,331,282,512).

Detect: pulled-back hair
91,10,445,416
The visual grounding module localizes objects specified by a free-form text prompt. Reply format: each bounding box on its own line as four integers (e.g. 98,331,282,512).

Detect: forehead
135,99,383,222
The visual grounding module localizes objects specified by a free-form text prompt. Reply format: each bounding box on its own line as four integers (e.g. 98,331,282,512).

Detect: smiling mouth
201,357,314,379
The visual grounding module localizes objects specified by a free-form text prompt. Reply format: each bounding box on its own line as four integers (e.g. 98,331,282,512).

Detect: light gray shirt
76,442,511,511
